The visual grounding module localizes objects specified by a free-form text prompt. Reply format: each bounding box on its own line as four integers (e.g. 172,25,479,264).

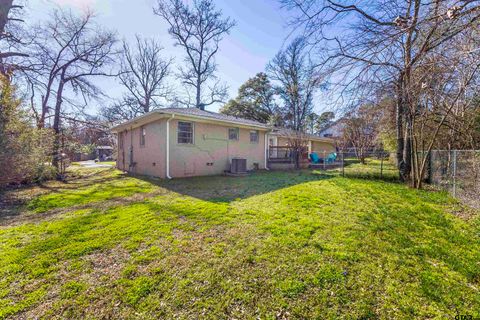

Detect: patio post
323,151,326,170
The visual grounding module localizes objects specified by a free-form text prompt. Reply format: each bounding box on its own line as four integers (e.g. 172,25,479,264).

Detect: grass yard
331,158,400,181
0,166,479,319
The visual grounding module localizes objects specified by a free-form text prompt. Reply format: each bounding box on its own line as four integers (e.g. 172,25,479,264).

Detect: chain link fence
307,150,399,181
429,150,480,208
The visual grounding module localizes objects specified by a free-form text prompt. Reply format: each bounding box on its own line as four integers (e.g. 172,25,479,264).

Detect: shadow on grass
36,169,123,192
136,170,335,203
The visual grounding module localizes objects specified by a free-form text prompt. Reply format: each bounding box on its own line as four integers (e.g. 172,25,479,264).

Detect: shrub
0,75,55,187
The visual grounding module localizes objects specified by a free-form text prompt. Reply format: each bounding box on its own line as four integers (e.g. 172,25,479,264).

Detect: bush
0,75,55,187
33,163,58,183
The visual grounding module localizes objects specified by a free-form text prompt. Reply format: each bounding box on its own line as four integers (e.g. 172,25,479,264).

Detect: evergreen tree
220,72,280,124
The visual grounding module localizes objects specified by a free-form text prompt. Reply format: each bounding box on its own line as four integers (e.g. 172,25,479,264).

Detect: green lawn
0,167,479,319
330,157,400,181
99,161,116,166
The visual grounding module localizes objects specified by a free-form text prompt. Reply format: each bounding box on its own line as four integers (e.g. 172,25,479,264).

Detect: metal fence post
452,150,457,197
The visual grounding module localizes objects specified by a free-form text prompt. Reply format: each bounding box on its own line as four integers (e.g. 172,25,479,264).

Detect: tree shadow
0,169,137,222
135,170,335,203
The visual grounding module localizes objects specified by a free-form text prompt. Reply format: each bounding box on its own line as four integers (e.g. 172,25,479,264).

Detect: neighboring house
318,119,346,138
111,108,336,178
268,128,336,154
96,146,114,161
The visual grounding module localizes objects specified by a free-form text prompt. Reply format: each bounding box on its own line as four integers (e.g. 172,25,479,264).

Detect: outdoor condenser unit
231,158,247,174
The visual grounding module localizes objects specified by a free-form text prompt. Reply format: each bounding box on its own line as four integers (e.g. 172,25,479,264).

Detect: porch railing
268,146,308,162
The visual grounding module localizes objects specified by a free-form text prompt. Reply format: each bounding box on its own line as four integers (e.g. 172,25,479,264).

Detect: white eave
267,131,335,144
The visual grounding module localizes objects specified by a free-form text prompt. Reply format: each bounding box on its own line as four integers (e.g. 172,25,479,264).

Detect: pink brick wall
117,120,167,178
169,120,266,177
117,118,266,178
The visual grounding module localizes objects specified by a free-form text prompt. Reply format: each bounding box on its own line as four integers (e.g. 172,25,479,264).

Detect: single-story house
111,108,336,178
318,118,346,138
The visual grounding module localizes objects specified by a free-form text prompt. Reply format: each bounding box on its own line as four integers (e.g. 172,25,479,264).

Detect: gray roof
111,107,270,132
269,128,334,142
156,107,267,127
318,118,346,133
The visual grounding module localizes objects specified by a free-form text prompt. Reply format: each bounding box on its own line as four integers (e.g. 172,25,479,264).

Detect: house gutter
264,132,270,170
166,114,175,179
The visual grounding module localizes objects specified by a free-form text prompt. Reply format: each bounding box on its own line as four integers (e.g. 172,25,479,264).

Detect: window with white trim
177,121,194,144
228,127,239,140
140,126,146,146
250,130,259,143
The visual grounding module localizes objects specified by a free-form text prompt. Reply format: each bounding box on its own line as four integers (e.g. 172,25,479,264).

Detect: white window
178,121,194,144
228,128,239,140
140,126,146,146
250,130,259,143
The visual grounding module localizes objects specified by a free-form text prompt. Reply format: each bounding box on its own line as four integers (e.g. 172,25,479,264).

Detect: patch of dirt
16,246,131,320
0,187,170,227
82,247,132,283
449,203,480,221
0,168,120,224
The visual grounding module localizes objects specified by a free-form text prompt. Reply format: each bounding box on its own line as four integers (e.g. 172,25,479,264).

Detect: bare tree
26,9,116,172
342,104,380,164
121,36,172,113
267,37,321,131
0,0,28,74
283,0,480,186
101,97,141,123
407,36,480,188
154,0,235,109
285,130,309,169
102,36,172,122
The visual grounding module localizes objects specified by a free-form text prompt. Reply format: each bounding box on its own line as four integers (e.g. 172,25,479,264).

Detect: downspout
264,131,270,170
129,126,134,173
166,114,175,179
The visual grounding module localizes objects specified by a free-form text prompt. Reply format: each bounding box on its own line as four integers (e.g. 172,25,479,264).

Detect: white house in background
318,119,347,138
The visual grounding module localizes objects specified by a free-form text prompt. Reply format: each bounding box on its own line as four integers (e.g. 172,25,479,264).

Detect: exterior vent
231,158,247,174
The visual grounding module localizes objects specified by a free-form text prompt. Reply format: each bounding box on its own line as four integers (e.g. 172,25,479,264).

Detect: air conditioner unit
231,158,247,174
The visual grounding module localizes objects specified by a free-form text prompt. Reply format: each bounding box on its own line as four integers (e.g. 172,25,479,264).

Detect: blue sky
25,0,317,114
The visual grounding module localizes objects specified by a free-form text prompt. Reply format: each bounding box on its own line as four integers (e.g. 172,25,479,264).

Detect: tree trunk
0,0,14,35
403,118,413,183
396,73,406,181
195,76,201,109
52,71,66,173
39,77,56,129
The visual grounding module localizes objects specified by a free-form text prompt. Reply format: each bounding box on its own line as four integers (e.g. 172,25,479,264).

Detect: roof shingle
156,107,267,127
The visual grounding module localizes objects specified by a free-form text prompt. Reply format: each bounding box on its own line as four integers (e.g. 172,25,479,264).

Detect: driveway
77,160,113,168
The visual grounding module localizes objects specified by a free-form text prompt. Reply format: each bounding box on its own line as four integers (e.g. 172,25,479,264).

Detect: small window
178,121,194,144
140,126,146,146
118,132,123,149
250,130,259,143
228,128,239,140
